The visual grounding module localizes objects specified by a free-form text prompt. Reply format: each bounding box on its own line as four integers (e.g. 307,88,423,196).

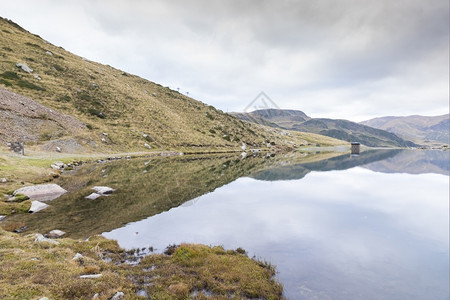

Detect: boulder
29,201,49,213
92,186,115,195
85,193,101,200
80,274,102,279
15,184,67,202
72,253,84,260
16,62,33,73
35,234,59,244
110,292,124,300
47,229,66,238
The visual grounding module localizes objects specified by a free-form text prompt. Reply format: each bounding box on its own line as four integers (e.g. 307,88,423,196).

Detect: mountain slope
232,109,416,148
360,114,450,145
0,17,345,153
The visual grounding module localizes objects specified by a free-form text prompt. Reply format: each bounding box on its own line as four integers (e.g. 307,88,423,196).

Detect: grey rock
35,234,59,244
110,292,124,300
47,229,66,238
152,92,157,97
72,253,84,260
92,186,115,195
16,62,33,73
15,184,67,202
80,274,102,279
85,192,102,200
0,215,5,221
29,201,49,213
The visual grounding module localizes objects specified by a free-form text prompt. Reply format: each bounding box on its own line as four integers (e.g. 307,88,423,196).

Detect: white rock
101,138,107,143
16,62,33,73
241,152,247,159
72,253,84,260
35,234,59,244
102,132,108,136
79,274,102,279
1,178,6,183
33,74,42,80
39,297,50,300
0,215,5,221
29,201,49,213
143,134,148,138
110,292,124,300
15,184,67,202
144,143,151,149
51,164,61,170
48,229,66,238
55,146,61,152
92,186,115,195
241,143,247,151
85,193,102,200
46,50,53,55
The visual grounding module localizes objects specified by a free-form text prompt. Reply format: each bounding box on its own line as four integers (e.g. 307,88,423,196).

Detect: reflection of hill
10,152,338,238
250,150,401,181
362,150,449,175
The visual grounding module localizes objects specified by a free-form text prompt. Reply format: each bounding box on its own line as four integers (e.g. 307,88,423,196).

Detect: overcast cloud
2,0,448,121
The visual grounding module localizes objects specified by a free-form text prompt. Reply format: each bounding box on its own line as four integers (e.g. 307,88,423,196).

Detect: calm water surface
104,150,449,299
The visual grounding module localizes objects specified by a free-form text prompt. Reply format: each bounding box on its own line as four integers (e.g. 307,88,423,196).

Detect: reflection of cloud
104,168,449,298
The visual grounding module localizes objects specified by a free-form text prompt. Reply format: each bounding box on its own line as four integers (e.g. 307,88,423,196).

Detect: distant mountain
360,114,449,146
232,109,416,148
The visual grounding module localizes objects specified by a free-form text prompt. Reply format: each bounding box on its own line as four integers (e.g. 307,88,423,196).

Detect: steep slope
0,17,344,153
361,114,450,145
232,109,416,148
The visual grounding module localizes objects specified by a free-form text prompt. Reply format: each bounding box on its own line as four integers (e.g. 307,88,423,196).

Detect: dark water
12,150,449,299
102,150,449,300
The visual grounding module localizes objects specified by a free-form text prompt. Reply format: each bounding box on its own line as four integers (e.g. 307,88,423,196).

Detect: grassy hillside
0,17,344,153
233,109,417,148
361,114,450,146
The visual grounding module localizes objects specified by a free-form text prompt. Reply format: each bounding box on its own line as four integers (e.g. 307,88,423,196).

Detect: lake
14,149,450,299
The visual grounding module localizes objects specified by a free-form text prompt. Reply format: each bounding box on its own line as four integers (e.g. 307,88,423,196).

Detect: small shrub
205,112,214,120
17,80,45,91
209,129,216,134
0,79,12,86
88,108,106,119
25,42,42,49
57,95,71,102
53,64,65,72
86,124,93,130
0,71,20,80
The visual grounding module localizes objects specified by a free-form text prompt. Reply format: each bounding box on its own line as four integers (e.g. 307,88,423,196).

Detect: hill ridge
0,17,345,153
232,109,417,148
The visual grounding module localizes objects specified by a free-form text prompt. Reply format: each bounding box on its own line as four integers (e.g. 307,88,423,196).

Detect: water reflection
104,150,449,299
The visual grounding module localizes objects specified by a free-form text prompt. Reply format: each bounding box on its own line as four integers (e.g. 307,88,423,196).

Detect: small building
351,142,360,155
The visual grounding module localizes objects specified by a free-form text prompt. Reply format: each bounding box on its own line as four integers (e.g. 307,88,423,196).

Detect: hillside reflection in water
104,150,449,299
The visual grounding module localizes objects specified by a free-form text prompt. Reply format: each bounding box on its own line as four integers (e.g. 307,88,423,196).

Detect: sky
2,0,449,121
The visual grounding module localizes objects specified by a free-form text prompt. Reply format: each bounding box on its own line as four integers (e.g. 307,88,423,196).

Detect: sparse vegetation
0,229,284,299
